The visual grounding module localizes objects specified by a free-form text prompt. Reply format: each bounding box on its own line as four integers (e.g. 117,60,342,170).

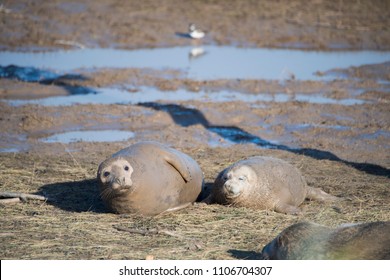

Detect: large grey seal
261,221,390,260
97,141,203,215
204,156,340,214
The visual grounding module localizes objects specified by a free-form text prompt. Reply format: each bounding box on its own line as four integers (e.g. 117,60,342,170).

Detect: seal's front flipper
201,194,214,204
159,202,192,215
164,153,192,183
274,203,302,215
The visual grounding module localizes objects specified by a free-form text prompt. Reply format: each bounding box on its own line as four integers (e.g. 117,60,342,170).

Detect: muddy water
1,46,389,80
0,46,389,150
2,46,388,109
5,86,368,107
42,130,135,144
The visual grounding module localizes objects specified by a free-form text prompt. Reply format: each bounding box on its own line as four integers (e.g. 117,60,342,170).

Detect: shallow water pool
5,86,367,107
1,46,389,81
42,130,135,143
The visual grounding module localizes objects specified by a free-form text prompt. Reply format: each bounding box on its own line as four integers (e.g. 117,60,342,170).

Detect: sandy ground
0,0,389,260
1,0,390,50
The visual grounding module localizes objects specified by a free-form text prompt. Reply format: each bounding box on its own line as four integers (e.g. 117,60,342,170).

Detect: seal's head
97,157,134,199
261,236,285,260
220,165,257,199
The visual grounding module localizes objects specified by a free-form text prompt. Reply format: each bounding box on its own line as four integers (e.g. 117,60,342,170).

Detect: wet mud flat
1,0,390,260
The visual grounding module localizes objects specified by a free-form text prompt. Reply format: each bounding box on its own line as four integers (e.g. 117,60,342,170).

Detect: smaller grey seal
97,141,203,216
204,156,340,214
261,221,390,260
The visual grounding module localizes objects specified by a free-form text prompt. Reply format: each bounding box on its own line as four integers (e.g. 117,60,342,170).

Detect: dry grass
1,145,388,260
0,0,389,261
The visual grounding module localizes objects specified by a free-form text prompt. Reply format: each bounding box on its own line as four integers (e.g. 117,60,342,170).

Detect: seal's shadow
227,249,264,260
196,182,213,202
0,65,96,95
36,178,106,213
138,102,390,178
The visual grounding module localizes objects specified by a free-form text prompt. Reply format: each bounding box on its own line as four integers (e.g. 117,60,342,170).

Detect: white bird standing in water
188,23,205,39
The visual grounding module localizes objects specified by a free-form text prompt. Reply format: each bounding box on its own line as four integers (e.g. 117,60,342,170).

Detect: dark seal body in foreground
97,141,203,215
204,156,340,214
261,221,390,260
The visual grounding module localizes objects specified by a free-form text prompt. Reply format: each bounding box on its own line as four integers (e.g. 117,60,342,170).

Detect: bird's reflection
189,47,206,60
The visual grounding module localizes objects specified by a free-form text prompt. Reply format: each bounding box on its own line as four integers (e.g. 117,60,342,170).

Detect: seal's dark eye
124,166,129,171
103,171,110,177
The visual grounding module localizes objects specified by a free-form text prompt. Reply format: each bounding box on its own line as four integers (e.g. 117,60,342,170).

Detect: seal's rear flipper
306,187,342,202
